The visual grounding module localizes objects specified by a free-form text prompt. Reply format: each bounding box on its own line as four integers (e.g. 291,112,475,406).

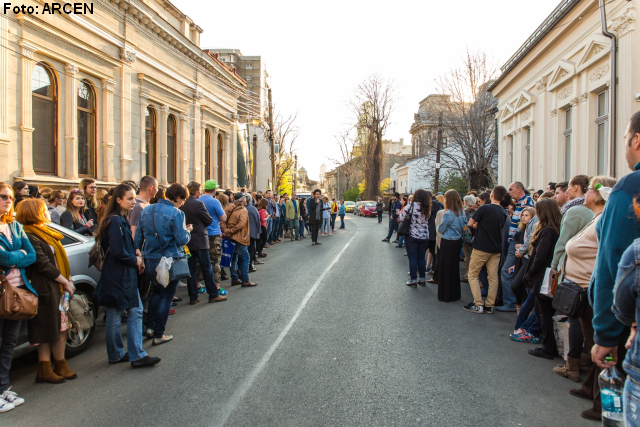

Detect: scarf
23,224,70,295
561,196,585,215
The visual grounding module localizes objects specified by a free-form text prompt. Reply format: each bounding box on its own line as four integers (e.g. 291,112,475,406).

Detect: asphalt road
7,213,596,427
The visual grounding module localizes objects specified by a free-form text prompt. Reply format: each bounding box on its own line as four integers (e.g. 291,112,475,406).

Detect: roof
299,167,307,172
203,51,248,86
487,0,580,92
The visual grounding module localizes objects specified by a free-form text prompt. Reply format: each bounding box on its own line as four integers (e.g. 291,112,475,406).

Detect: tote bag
221,239,236,268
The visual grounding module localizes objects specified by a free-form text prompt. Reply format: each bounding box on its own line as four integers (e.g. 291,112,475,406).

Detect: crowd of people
0,169,352,413
382,112,640,424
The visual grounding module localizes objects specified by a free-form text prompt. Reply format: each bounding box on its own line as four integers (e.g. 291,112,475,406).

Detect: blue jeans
145,259,180,338
624,377,640,426
398,236,404,246
231,244,250,283
187,249,218,301
266,217,273,241
520,311,542,337
105,292,147,363
500,240,518,306
289,219,300,239
406,236,428,281
330,213,337,230
300,219,306,237
322,217,330,234
515,291,536,331
0,318,20,394
386,218,398,239
339,214,345,229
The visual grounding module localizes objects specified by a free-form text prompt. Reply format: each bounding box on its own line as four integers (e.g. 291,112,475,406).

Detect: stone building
489,0,639,189
409,95,450,157
1,0,249,189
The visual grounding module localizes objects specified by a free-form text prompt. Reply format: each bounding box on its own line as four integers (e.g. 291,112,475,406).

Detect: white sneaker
2,388,24,407
0,399,14,413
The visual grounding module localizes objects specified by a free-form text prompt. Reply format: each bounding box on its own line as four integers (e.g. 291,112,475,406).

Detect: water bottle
599,356,624,426
59,291,70,312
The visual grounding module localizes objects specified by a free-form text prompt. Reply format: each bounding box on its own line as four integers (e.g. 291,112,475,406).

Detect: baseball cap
204,180,218,190
234,192,245,201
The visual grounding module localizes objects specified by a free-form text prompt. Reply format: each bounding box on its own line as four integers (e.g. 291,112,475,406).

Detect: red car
358,201,377,217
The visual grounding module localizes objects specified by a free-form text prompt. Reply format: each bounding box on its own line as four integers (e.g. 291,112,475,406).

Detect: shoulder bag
150,205,190,286
68,293,95,331
397,203,414,237
0,268,38,320
552,256,586,317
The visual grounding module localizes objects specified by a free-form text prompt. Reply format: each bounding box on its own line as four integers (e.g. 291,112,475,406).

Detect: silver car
13,222,100,359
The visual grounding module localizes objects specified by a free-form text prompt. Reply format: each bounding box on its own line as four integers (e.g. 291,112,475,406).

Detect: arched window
217,133,224,185
205,129,211,181
77,80,96,177
167,114,177,184
145,107,157,177
32,63,57,174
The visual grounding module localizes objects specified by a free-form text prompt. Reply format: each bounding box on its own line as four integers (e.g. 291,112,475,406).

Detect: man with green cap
199,180,227,285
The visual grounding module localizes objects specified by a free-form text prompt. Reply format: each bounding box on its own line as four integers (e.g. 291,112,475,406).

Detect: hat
234,192,245,201
204,180,218,190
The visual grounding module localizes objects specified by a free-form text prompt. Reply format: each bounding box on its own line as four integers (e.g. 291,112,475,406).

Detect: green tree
343,186,362,201
439,170,468,194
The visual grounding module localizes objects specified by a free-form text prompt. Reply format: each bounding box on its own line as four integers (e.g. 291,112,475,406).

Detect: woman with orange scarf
16,199,77,384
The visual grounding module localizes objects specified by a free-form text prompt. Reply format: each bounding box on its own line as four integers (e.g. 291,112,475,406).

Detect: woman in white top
399,189,432,287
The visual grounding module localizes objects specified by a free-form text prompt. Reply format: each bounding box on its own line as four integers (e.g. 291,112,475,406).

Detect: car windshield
364,202,376,207
345,202,355,206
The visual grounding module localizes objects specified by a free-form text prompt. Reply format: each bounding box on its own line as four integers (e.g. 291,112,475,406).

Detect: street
7,214,594,427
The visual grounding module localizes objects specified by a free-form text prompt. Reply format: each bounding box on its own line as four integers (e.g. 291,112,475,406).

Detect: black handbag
552,278,587,317
397,203,414,237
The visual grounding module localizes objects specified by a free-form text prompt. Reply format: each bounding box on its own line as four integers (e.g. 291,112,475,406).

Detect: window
509,135,514,183
32,63,57,174
77,81,96,177
596,91,609,175
564,109,572,180
205,129,211,181
145,107,157,177
525,127,531,188
217,133,224,185
167,114,177,184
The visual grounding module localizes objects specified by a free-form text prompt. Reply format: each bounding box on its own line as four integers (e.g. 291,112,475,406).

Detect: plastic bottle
599,356,624,427
59,291,70,312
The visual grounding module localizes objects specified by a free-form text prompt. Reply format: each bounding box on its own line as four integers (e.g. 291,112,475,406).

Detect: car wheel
65,289,97,358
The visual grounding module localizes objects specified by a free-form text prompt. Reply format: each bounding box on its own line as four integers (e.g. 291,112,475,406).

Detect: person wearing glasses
60,189,94,237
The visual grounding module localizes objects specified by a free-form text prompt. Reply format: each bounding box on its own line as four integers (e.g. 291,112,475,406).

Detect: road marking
215,231,359,427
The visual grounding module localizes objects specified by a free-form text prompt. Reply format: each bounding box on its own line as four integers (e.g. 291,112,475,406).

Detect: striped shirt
509,194,534,241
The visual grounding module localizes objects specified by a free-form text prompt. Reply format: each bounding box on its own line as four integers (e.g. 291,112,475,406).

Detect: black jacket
94,214,140,310
523,227,560,295
428,198,443,241
308,197,323,224
84,199,98,232
60,210,92,236
180,196,213,251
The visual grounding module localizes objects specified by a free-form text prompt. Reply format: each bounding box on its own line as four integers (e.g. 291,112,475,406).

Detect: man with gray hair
245,194,261,272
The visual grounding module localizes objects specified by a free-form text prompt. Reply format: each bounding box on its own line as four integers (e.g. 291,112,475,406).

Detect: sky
174,0,562,181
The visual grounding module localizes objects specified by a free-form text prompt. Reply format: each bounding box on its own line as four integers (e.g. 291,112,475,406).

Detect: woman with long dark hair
11,181,30,208
95,184,161,367
399,189,432,287
60,189,94,236
436,190,466,302
523,198,562,359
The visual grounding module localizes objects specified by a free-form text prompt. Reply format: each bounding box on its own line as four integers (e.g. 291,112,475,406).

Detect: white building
395,158,433,194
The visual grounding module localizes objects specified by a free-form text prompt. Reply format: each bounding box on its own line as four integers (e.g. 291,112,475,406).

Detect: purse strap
150,205,168,258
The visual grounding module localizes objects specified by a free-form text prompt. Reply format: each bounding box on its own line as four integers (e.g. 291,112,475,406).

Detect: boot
54,359,77,380
36,361,66,384
580,352,593,374
553,357,581,382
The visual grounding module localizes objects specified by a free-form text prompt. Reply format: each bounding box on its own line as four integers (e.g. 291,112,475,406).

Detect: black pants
258,225,267,255
406,236,428,280
511,257,529,305
567,317,585,359
377,211,383,222
534,295,556,355
311,223,320,243
0,318,20,393
249,237,257,263
386,218,398,239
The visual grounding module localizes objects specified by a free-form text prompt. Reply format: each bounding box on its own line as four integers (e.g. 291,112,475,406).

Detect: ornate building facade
490,0,638,189
1,0,248,189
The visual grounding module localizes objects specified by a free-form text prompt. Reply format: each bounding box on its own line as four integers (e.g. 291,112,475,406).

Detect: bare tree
266,109,299,193
327,127,362,193
349,74,396,199
414,50,499,191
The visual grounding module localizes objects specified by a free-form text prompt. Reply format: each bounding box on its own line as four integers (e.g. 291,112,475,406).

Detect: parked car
358,201,378,217
354,201,364,215
344,201,356,213
13,222,100,359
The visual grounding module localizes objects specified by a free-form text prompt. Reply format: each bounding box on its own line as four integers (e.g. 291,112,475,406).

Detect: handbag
68,293,95,331
150,206,191,286
540,267,559,298
552,278,587,317
284,229,292,239
221,238,235,268
397,203,414,237
88,240,109,271
0,268,38,320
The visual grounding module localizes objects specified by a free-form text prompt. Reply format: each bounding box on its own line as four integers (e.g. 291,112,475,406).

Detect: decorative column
569,96,579,179
550,107,559,180
119,46,136,181
19,41,37,177
212,127,220,184
64,64,79,180
192,90,203,183
159,105,169,185
231,125,238,189
200,121,207,182
179,113,190,184
0,14,9,143
534,77,547,190
101,79,116,182
225,133,232,189
139,93,149,178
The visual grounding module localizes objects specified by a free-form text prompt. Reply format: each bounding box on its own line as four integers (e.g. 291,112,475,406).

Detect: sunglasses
0,194,14,202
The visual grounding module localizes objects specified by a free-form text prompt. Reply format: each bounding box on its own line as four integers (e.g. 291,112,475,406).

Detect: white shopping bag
540,268,555,298
553,315,570,360
155,256,173,287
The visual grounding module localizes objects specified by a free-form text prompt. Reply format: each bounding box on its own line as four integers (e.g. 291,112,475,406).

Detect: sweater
564,213,601,288
551,204,594,270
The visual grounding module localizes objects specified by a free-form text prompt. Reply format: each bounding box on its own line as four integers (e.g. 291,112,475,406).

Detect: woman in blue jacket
436,190,466,302
134,183,191,346
0,183,36,412
95,184,160,367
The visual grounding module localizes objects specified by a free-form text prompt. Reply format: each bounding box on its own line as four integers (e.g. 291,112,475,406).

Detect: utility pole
268,88,276,191
252,133,258,191
293,154,298,193
434,112,443,194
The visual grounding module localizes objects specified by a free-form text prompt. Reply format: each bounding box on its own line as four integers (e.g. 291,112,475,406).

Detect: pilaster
159,105,169,185
101,79,116,182
139,93,149,178
120,64,133,180
225,133,232,189
180,113,190,184
212,127,220,184
0,15,9,142
64,63,79,180
19,41,37,177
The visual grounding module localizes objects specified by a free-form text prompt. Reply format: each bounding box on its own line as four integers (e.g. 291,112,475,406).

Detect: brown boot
552,357,581,381
580,352,593,374
36,361,66,384
54,359,78,380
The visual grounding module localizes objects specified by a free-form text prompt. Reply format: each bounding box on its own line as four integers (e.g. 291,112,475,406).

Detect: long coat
25,233,63,344
179,196,213,252
308,198,323,225
94,214,140,310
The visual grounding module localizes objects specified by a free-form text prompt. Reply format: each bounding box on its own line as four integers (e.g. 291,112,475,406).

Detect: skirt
437,238,462,302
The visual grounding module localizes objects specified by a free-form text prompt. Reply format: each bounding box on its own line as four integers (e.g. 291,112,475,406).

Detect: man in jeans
463,186,508,314
382,193,401,242
286,193,301,241
180,182,227,304
265,190,275,246
498,182,533,312
199,180,227,286
222,193,257,287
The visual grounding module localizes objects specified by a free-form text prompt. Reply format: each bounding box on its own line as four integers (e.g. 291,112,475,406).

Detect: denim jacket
612,238,640,383
0,221,37,295
133,199,190,260
437,209,465,240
